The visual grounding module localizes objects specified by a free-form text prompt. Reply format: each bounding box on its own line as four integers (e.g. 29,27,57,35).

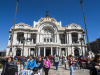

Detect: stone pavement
43,65,90,75
0,65,90,75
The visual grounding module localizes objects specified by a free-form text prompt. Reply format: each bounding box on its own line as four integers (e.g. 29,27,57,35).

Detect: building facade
87,38,100,54
7,14,87,57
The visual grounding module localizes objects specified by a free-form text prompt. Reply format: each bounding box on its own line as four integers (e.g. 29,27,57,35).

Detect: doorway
74,49,79,56
46,48,51,56
16,50,21,56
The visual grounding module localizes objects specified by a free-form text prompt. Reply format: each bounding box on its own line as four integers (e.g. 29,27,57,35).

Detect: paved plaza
0,65,90,75
43,65,90,75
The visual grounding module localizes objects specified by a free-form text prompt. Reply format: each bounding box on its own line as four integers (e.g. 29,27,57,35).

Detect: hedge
13,60,18,62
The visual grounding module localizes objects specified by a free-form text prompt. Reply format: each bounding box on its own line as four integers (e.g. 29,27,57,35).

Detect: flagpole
10,0,19,56
80,0,91,51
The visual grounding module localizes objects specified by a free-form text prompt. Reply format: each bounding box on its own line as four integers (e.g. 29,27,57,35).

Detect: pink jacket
43,60,51,68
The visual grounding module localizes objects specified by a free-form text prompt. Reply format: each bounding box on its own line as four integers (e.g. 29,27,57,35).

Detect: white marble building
7,13,87,57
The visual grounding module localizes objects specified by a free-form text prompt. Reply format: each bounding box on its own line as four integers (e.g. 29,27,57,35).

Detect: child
31,67,40,75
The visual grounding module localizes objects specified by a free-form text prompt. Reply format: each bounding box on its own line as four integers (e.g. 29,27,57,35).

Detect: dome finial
46,11,49,17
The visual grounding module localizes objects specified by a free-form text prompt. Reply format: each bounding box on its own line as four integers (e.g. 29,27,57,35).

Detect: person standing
19,56,25,70
79,56,84,70
86,56,91,69
25,56,36,70
52,55,55,66
64,56,68,69
88,53,100,75
48,54,52,63
31,67,40,75
36,55,43,75
74,56,79,69
62,56,64,65
0,56,18,75
55,55,59,70
43,56,51,75
69,55,75,75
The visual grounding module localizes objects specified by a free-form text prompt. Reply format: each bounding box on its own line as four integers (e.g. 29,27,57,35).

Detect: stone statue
62,51,65,56
31,51,34,55
88,51,95,58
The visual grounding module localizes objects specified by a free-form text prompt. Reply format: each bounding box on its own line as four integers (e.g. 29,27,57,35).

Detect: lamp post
79,0,91,51
80,38,84,57
10,0,19,56
71,44,73,54
20,37,30,70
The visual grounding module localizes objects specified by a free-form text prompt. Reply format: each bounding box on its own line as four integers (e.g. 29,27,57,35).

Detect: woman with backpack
0,56,18,75
55,55,59,70
43,56,51,75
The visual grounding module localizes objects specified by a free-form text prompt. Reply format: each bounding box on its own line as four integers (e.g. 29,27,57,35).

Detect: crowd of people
1,53,100,75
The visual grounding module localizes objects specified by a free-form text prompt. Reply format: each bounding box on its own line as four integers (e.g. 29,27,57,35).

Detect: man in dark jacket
36,55,43,75
19,56,24,70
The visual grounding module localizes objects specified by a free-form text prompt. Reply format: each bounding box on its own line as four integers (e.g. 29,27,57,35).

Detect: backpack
55,57,59,62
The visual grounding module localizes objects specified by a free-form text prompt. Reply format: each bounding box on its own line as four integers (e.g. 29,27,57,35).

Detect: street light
20,37,30,70
79,0,91,51
10,0,19,56
80,38,84,57
20,37,25,57
71,44,73,54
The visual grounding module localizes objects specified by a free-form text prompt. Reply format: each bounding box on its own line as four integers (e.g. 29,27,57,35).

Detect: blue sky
0,0,100,50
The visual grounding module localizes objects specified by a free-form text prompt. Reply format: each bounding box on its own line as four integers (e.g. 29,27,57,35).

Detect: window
50,38,52,42
47,38,49,42
19,25,24,28
33,38,36,44
71,25,77,28
44,38,46,42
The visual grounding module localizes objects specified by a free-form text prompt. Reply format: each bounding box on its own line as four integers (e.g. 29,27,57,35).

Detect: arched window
42,27,54,43
72,33,78,43
19,25,24,28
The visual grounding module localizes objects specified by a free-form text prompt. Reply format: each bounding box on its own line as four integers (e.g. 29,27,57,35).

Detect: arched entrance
74,49,79,56
16,49,21,56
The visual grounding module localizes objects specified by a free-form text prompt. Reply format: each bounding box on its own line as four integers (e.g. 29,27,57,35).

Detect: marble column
65,33,66,44
68,47,71,56
69,33,72,44
78,33,81,44
59,48,61,56
55,34,56,43
44,47,46,57
24,33,27,44
27,33,30,44
38,47,40,56
29,48,30,56
67,33,68,44
56,47,58,55
36,33,39,43
51,47,53,56
65,48,67,56
32,39,33,44
28,33,30,40
57,33,60,44
39,34,40,43
13,33,17,45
